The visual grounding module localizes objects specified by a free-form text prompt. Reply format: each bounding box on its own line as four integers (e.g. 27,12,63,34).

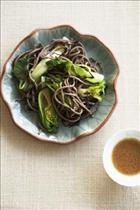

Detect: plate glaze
1,25,119,144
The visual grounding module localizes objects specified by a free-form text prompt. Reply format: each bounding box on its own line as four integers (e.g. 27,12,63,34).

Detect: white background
1,1,140,210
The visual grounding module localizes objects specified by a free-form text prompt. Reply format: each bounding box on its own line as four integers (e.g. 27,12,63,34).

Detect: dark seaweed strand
22,87,38,112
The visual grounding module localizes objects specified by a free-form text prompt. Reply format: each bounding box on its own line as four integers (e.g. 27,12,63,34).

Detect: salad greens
38,88,59,132
13,38,106,133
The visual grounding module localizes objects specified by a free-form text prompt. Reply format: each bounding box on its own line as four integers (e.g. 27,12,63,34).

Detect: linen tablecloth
1,1,140,210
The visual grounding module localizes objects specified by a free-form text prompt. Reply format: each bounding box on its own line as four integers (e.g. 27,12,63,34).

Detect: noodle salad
12,37,106,133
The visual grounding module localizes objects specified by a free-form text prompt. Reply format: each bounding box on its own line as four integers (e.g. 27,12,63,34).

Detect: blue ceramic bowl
1,25,119,144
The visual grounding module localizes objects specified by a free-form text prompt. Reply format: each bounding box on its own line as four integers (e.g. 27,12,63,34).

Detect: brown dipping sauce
112,138,140,175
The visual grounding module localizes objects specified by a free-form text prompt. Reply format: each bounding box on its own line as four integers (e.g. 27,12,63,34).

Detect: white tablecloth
1,1,140,210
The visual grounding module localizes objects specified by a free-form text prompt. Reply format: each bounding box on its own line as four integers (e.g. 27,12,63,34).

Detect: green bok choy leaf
13,53,33,92
78,80,106,102
38,88,59,133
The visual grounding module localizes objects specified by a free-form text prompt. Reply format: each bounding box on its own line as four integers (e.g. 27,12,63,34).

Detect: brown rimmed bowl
1,25,119,144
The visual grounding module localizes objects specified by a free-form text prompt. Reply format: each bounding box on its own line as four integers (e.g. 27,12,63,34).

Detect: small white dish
103,129,140,187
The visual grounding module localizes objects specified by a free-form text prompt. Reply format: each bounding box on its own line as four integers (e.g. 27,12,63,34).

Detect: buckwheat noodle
14,38,102,126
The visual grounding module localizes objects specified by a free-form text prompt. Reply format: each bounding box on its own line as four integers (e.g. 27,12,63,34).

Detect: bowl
1,25,119,144
103,129,140,186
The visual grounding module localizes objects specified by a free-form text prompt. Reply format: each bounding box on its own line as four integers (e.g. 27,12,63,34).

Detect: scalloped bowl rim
0,25,120,144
